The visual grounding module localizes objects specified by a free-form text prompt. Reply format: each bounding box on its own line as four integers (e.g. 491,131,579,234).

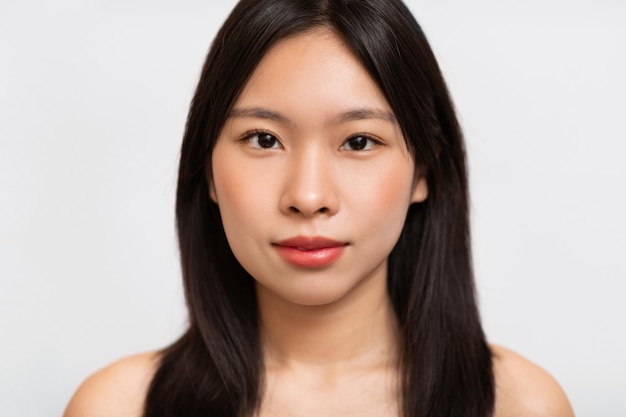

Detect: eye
245,131,282,149
341,135,380,151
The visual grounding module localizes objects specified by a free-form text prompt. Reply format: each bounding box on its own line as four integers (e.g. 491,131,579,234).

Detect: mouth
272,236,348,268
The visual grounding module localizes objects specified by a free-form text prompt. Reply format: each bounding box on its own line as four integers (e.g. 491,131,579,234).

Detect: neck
257,270,400,371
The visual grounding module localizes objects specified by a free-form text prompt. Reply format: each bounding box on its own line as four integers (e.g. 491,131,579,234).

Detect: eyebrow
333,108,397,125
228,106,397,126
228,107,292,125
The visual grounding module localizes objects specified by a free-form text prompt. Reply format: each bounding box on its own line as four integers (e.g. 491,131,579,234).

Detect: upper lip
273,236,348,250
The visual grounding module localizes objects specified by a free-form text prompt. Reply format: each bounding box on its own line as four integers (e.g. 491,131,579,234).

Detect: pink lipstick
272,236,348,268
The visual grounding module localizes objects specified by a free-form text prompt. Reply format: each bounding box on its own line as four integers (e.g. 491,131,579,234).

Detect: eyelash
340,134,384,151
240,129,384,152
240,129,283,149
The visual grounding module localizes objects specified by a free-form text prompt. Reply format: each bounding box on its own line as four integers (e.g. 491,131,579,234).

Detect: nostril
287,206,330,215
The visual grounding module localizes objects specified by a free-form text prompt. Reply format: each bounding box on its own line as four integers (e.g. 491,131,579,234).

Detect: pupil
349,136,367,150
258,134,276,148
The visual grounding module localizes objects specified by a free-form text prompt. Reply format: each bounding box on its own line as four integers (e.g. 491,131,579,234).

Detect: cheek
342,156,414,216
340,156,415,246
210,157,272,275
370,176,413,238
211,150,266,231
212,138,257,205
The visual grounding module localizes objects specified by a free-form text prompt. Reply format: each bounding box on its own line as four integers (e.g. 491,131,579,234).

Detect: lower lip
273,245,346,268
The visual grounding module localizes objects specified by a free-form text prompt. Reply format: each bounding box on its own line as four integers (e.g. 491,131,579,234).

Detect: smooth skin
64,31,574,417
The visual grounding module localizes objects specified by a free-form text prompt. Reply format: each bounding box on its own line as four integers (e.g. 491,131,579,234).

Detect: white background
1,1,624,416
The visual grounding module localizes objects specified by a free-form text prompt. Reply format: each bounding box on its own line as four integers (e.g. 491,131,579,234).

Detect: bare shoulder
491,345,575,417
63,351,161,417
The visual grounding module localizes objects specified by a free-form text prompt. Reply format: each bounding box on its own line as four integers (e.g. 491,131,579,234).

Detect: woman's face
210,30,427,307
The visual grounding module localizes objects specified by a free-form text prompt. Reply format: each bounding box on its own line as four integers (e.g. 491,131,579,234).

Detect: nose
279,148,339,218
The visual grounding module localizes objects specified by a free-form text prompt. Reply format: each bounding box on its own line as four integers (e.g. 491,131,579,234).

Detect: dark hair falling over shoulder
144,0,495,416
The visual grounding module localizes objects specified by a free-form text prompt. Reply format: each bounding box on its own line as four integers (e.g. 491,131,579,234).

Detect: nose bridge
280,144,338,217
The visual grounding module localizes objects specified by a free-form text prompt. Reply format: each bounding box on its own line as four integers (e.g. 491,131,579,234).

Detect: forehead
233,29,393,121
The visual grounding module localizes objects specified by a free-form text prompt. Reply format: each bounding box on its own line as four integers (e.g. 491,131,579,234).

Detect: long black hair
144,0,494,416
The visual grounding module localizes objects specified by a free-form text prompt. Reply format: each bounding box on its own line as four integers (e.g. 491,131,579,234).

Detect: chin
256,279,358,308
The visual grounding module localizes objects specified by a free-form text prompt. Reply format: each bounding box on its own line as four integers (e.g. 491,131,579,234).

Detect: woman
64,0,574,416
